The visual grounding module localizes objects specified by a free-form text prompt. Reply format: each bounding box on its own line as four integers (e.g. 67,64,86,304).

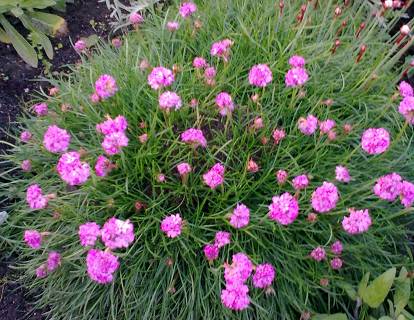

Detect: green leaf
31,31,53,59
378,317,393,320
394,267,411,315
361,268,396,309
83,34,99,47
0,14,37,67
26,11,67,37
10,7,24,17
0,26,11,43
19,0,57,10
358,272,371,298
408,298,414,312
337,281,358,301
312,314,348,320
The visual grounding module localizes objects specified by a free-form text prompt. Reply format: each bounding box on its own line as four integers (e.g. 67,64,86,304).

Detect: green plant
0,0,72,67
1,0,414,319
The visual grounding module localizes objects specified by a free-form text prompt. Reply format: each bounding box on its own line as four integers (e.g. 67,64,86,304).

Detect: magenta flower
210,39,233,61
330,240,343,255
361,128,390,155
147,67,175,90
204,244,219,261
288,55,306,68
292,174,309,190
86,249,119,284
24,230,42,249
33,103,48,116
398,96,414,124
47,251,61,272
96,115,128,135
311,182,339,213
230,203,250,229
43,125,71,153
95,155,114,177
102,132,129,155
20,130,32,143
252,263,275,288
193,57,208,69
204,66,216,79
57,151,91,186
74,39,87,53
268,192,299,225
272,128,286,144
157,173,166,183
319,119,336,134
129,12,144,25
276,170,288,184
159,91,182,111
215,92,234,116
79,222,101,247
161,214,183,238
203,163,225,189
248,64,273,87
214,231,231,248
310,246,326,261
401,180,414,207
181,128,207,148
335,165,351,183
373,173,402,201
177,162,192,176
224,253,253,284
399,81,413,97
298,114,318,135
167,21,180,31
95,75,118,100
330,257,343,270
36,265,47,278
179,2,197,18
221,283,250,311
21,160,32,172
26,184,48,210
101,217,135,250
342,208,372,234
285,67,309,87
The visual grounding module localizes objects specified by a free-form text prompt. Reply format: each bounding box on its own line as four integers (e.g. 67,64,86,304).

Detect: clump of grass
1,0,414,319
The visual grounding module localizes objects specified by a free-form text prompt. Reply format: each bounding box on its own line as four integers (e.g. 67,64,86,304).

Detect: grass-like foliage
1,0,414,319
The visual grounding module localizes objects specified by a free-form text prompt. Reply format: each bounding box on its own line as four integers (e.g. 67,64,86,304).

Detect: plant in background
0,0,73,67
1,0,414,319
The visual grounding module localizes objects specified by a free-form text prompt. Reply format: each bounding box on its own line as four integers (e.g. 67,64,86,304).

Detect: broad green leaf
378,317,393,320
337,281,358,301
20,0,57,10
26,11,67,37
361,268,396,309
31,31,53,59
0,14,37,67
53,0,67,12
312,314,348,320
408,299,414,312
10,7,24,17
0,26,10,43
394,267,411,315
358,272,371,298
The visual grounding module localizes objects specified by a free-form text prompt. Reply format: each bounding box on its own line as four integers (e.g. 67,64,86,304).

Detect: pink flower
247,159,259,173
96,115,128,135
215,92,234,116
342,208,372,234
310,246,326,261
111,38,122,48
248,64,273,87
159,91,182,110
288,55,306,68
179,2,197,18
181,128,207,148
57,151,91,186
157,173,166,183
330,240,343,255
102,132,129,155
204,66,216,79
292,174,309,190
400,180,414,207
373,173,402,201
86,249,119,284
252,263,275,288
319,119,336,134
361,128,391,155
330,257,343,270
20,131,32,142
203,163,225,189
335,166,351,183
167,21,180,31
177,162,192,175
193,57,208,69
139,133,148,144
147,67,175,90
268,192,299,225
398,96,414,124
285,67,309,87
399,81,413,97
90,92,100,103
210,39,233,61
79,222,101,247
204,244,219,261
214,231,231,248
311,182,339,213
95,155,114,177
74,39,87,53
43,125,71,153
95,75,118,100
161,214,183,238
36,265,47,278
230,203,250,229
221,283,250,311
298,115,318,135
272,128,286,144
129,12,144,25
47,251,61,272
276,170,288,184
21,160,31,172
224,253,253,284
24,230,42,249
26,184,48,210
101,217,135,250
33,103,48,116
252,117,264,130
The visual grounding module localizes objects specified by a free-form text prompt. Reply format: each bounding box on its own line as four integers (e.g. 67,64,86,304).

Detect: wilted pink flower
252,263,275,288
96,115,128,135
147,67,175,90
268,192,299,225
319,119,336,134
335,166,351,183
221,283,250,311
224,253,253,284
36,265,47,278
247,159,259,173
20,130,32,142
49,87,59,96
101,217,135,250
177,162,192,175
190,98,198,108
373,173,402,201
181,128,207,148
139,59,150,71
248,64,273,87
307,212,318,222
26,184,48,210
331,240,343,255
343,123,352,134
292,174,309,190
361,128,390,155
203,163,225,189
21,160,32,172
204,244,219,261
330,257,343,270
161,214,183,238
129,12,144,25
311,182,339,213
288,55,306,68
43,125,71,153
401,180,414,207
285,67,309,87
47,251,61,272
399,81,413,97
214,231,231,248
111,38,122,48
33,103,48,116
159,91,182,110
298,115,318,135
57,151,91,186
327,130,336,141
398,96,414,124
95,75,118,100
90,92,100,103
204,66,216,79
79,222,101,247
24,230,42,249
179,2,197,18
95,155,114,177
74,39,87,53
193,57,208,69
342,208,372,234
139,133,148,144
167,21,180,31
272,128,286,144
310,246,326,261
157,173,166,183
86,249,119,284
252,117,263,130
276,170,288,184
210,39,233,61
102,132,129,155
230,203,250,229
215,92,234,116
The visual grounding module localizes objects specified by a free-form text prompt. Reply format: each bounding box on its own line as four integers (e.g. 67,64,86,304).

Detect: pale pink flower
193,57,208,69
327,130,336,141
247,159,259,173
101,217,135,250
36,265,47,278
399,81,413,97
248,64,273,87
47,251,61,272
79,222,101,247
147,67,175,90
214,231,231,248
204,66,216,79
179,2,197,18
335,166,351,183
49,87,59,96
159,91,182,110
161,214,183,238
400,180,414,207
276,170,288,184
204,244,219,261
311,182,339,213
43,125,71,153
310,246,326,261
330,257,343,270
288,55,306,68
57,151,91,186
252,117,264,130
221,283,250,311
129,12,144,25
342,208,372,234
268,192,299,225
26,184,48,210
203,163,225,189
102,132,129,155
21,160,31,172
139,133,148,144
24,230,42,249
74,39,87,53
210,39,233,61
181,128,207,148
285,67,309,87
398,96,414,124
95,155,114,177
298,115,318,135
319,119,336,134
111,38,122,48
373,173,402,201
330,240,343,255
157,173,166,183
230,203,250,229
20,131,32,142
177,162,192,175
95,75,118,100
90,92,100,103
167,21,180,31
252,263,275,288
215,92,234,116
272,128,286,144
33,103,48,116
292,174,309,190
361,128,390,155
86,249,119,284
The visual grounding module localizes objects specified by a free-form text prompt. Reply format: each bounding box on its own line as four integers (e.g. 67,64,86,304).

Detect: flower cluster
210,39,233,62
203,163,225,189
373,173,414,207
398,95,414,124
79,222,101,247
43,125,71,153
93,74,118,101
292,174,309,190
335,166,351,183
147,67,175,90
215,92,234,116
361,128,390,155
159,91,182,111
33,103,48,116
298,114,318,135
179,2,197,18
26,184,48,210
161,214,183,238
342,208,372,234
311,182,339,213
248,64,273,87
86,249,119,284
203,231,231,262
285,55,309,87
229,203,250,229
57,151,91,186
96,115,129,155
180,128,207,148
268,192,299,225
95,155,115,177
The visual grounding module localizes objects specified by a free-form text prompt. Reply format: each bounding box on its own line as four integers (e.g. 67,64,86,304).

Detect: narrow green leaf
0,26,11,43
337,281,358,301
361,268,396,309
312,314,348,320
378,317,393,320
394,267,411,315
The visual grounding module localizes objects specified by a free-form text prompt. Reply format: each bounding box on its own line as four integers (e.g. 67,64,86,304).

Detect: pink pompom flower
147,66,175,90
210,39,233,62
95,155,115,177
57,151,91,186
74,39,87,53
330,257,343,270
311,182,339,213
342,208,372,234
215,92,234,116
43,125,71,153
276,170,288,184
33,103,48,116
167,21,180,31
285,67,309,87
400,180,414,207
21,160,32,172
272,128,286,144
221,283,250,311
20,130,32,143
179,2,197,18
335,165,351,183
79,222,101,247
292,174,309,190
230,203,250,229
203,163,225,190
177,162,192,176
398,96,414,124
298,114,318,135
399,81,413,97
247,159,259,173
319,119,336,134
310,246,326,262
252,263,275,288
268,192,299,225
159,91,182,111
101,217,135,250
47,251,61,272
248,64,273,87
161,214,183,238
96,115,128,135
86,249,119,284
102,132,129,155
288,55,306,68
330,240,343,255
373,173,402,201
214,231,231,248
204,66,216,79
204,244,219,261
129,12,144,25
24,230,42,249
95,75,118,100
26,184,48,210
361,128,391,155
193,57,208,69
181,128,207,148
224,253,253,284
